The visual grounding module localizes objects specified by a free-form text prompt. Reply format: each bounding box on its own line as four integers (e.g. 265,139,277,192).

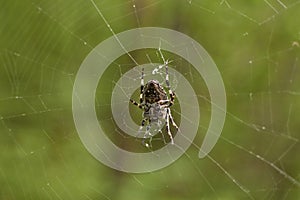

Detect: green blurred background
1,0,300,199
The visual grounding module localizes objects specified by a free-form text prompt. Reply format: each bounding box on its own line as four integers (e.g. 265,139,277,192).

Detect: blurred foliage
1,0,300,199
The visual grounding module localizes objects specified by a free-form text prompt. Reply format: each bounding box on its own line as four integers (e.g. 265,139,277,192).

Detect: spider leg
130,68,145,109
159,129,166,144
143,124,153,148
165,62,176,107
136,117,147,137
136,118,152,148
130,99,143,109
168,108,179,131
140,67,144,103
139,122,154,148
168,91,176,107
165,62,170,89
165,109,174,144
158,99,170,106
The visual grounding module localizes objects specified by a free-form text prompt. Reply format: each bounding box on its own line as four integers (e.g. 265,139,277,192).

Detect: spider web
1,0,300,199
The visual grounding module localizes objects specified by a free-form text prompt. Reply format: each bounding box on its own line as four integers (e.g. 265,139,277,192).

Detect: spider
130,62,179,147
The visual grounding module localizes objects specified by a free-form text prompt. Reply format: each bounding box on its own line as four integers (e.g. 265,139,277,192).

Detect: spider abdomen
143,103,167,132
144,103,167,122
